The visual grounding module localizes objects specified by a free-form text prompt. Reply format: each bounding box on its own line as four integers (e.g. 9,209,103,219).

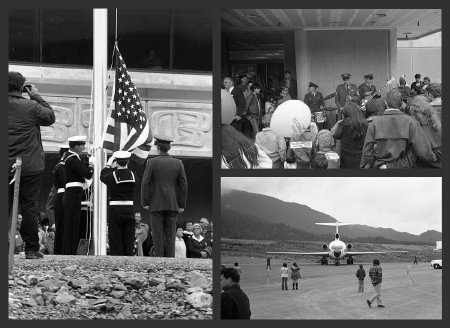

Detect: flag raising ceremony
102,43,152,164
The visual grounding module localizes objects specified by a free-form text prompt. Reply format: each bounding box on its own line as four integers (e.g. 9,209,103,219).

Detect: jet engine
322,244,328,250
347,243,352,249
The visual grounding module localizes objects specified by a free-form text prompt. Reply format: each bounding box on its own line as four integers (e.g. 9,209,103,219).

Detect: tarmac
222,256,442,320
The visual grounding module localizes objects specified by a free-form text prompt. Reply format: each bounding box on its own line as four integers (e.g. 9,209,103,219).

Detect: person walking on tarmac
100,151,138,256
141,135,188,257
52,145,69,255
63,136,94,255
8,71,55,259
356,264,366,293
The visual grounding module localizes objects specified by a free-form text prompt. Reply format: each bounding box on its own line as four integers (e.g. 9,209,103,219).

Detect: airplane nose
333,250,341,258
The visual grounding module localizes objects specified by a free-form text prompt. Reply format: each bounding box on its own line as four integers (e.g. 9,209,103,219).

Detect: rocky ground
8,255,212,320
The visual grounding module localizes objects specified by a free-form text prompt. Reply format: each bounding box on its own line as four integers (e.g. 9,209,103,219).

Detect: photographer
8,71,55,260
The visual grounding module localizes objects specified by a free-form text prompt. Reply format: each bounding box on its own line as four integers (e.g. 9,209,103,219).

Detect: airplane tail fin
315,222,352,235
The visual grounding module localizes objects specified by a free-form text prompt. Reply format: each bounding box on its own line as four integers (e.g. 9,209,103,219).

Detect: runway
222,256,442,320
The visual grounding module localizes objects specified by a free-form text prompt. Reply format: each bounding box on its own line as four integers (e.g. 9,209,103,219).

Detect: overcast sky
222,177,442,235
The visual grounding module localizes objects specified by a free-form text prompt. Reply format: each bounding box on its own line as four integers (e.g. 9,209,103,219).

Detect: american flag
102,44,152,164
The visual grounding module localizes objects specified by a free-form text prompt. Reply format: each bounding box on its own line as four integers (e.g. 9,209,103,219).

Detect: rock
117,304,133,319
186,287,203,294
123,276,147,290
68,278,87,289
17,279,28,287
43,292,56,306
108,298,123,305
55,292,77,305
9,298,22,310
27,275,39,286
111,290,126,299
22,298,38,307
148,277,166,286
30,287,43,297
186,292,212,309
61,265,78,276
112,271,126,279
155,283,166,291
92,274,111,286
113,284,128,291
188,271,209,288
34,296,45,306
78,284,90,294
154,312,165,319
88,298,108,306
143,291,153,303
39,279,66,292
166,279,182,289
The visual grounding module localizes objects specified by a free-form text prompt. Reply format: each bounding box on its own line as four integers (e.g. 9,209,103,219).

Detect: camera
22,84,32,93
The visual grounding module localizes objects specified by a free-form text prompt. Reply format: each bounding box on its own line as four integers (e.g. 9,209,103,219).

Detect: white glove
107,156,115,166
89,155,95,165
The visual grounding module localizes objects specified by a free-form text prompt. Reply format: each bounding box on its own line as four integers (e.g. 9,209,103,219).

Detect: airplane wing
266,251,330,256
346,251,408,255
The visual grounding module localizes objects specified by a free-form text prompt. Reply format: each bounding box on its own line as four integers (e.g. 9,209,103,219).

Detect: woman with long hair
333,102,368,168
290,262,301,290
408,98,441,168
281,263,289,290
221,124,272,169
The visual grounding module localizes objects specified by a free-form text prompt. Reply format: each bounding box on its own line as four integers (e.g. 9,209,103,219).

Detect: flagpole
92,9,108,255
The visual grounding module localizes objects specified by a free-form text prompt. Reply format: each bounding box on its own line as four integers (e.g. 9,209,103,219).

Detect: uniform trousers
53,192,65,255
8,173,41,253
108,205,135,256
150,210,178,257
63,187,82,255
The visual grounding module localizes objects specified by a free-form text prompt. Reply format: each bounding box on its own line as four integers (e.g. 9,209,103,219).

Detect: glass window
172,9,212,71
8,9,40,63
108,9,171,70
42,9,93,66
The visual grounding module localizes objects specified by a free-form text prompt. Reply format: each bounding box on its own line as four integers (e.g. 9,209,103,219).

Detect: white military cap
68,136,87,144
60,144,70,149
113,150,131,159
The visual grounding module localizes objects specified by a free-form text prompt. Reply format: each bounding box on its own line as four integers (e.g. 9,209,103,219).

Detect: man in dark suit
221,267,251,319
141,135,188,257
223,77,251,138
304,82,325,130
410,73,423,95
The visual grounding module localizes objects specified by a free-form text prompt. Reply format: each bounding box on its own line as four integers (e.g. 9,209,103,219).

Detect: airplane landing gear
347,257,354,265
321,257,328,265
335,260,340,266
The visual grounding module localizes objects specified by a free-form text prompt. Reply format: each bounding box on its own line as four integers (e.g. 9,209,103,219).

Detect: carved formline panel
41,97,212,157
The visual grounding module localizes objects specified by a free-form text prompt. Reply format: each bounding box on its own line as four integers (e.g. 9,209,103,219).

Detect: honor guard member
63,136,94,255
358,74,377,101
335,73,360,119
304,82,326,130
410,73,423,95
52,145,69,255
100,151,137,256
141,135,188,258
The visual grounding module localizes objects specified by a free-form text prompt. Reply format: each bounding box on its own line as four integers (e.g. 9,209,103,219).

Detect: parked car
431,259,442,269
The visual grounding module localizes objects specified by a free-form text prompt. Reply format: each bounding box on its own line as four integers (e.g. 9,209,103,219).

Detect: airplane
266,222,408,266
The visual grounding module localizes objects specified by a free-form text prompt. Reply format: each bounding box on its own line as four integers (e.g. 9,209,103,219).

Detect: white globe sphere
271,100,312,137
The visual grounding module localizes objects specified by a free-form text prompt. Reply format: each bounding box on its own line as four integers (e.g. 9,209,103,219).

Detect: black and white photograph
8,9,213,319
221,177,442,319
220,9,442,169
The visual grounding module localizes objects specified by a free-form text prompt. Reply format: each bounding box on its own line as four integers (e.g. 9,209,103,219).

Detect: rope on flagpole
115,8,118,43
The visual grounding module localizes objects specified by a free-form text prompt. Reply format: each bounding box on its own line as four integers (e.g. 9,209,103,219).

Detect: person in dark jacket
52,145,69,255
8,71,56,259
356,264,366,293
185,223,211,258
304,82,326,130
221,267,251,319
141,135,188,257
361,89,437,169
63,136,94,255
333,102,368,168
100,151,138,256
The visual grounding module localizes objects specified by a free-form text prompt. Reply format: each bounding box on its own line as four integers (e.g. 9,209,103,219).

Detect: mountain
221,189,441,244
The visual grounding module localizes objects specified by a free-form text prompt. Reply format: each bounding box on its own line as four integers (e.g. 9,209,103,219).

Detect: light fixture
244,13,260,19
373,13,387,18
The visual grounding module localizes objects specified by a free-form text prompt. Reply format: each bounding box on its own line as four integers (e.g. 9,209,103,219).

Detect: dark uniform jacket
64,151,94,186
304,92,325,112
230,87,247,117
141,153,188,212
361,110,437,168
335,83,360,109
52,159,66,191
8,93,55,175
100,167,137,202
358,83,377,100
245,93,262,119
221,284,252,319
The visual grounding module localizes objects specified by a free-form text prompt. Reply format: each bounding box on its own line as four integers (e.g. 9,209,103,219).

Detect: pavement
222,256,442,320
